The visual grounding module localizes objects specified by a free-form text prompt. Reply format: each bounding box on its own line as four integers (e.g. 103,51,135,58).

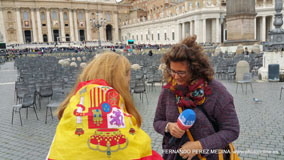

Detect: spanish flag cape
47,79,162,160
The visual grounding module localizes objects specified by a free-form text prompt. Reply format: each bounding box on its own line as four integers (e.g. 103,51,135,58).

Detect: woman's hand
168,122,185,138
179,141,203,160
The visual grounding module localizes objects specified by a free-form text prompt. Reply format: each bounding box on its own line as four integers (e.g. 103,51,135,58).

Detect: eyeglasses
168,69,187,77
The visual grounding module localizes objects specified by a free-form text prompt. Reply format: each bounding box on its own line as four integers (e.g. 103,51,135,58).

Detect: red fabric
163,78,211,109
133,150,164,160
74,79,110,95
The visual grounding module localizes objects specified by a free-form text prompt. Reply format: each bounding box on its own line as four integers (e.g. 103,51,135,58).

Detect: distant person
244,47,249,55
47,52,163,160
4,52,8,61
153,35,240,160
148,50,153,56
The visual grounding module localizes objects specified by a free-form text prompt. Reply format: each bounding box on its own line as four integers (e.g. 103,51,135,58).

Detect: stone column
36,9,43,42
0,7,6,42
73,9,78,41
69,9,75,42
216,18,221,43
203,18,206,43
262,16,266,41
85,10,91,41
46,9,52,42
190,21,193,36
16,8,24,44
182,22,186,40
194,19,200,42
179,23,182,41
184,22,188,37
264,0,267,6
113,12,119,42
184,1,188,11
31,9,37,43
59,9,66,42
175,24,181,43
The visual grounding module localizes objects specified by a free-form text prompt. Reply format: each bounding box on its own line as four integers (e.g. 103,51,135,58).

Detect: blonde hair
57,51,142,127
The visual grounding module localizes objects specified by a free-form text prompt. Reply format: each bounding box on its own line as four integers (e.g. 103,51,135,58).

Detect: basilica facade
0,0,279,45
0,0,121,44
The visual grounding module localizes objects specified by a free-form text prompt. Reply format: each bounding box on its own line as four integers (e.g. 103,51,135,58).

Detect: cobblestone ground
0,61,284,160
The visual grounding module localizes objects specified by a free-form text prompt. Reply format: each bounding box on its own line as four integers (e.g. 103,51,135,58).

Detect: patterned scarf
163,78,212,109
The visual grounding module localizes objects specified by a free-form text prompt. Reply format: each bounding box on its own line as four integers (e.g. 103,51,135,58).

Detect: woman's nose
173,73,179,79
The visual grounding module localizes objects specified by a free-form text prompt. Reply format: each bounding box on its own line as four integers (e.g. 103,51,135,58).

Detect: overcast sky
116,0,122,2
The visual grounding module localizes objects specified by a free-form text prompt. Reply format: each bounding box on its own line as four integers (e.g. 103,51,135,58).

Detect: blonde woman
47,51,163,160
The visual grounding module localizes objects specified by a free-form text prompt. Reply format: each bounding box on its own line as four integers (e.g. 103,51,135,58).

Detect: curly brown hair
162,35,214,82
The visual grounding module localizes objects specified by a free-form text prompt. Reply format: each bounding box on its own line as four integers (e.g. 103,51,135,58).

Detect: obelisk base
226,14,256,41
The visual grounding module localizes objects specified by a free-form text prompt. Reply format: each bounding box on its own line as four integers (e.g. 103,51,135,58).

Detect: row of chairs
211,53,263,81
11,53,95,126
12,80,67,126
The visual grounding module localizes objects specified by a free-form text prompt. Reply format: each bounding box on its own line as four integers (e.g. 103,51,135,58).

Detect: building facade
0,0,121,44
0,0,278,45
120,0,276,45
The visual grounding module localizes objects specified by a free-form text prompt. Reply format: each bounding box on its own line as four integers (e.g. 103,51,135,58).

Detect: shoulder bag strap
197,106,225,160
177,106,206,160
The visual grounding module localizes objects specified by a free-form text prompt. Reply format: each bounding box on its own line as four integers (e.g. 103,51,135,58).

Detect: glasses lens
169,69,186,77
178,72,186,77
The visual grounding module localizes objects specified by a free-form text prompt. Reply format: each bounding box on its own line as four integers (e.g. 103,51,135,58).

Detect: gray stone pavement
0,61,284,160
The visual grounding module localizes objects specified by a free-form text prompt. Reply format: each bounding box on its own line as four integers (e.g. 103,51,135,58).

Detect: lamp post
90,13,106,48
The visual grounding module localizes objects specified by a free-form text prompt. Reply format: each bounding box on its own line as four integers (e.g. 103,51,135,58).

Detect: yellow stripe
218,150,224,160
103,89,106,102
95,88,98,107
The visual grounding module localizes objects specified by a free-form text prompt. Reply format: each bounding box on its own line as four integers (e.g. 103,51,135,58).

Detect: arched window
7,11,12,19
196,1,200,8
43,34,48,42
63,12,68,20
189,2,193,9
65,34,70,42
106,13,111,22
23,11,29,20
52,11,58,20
78,11,83,20
41,12,45,21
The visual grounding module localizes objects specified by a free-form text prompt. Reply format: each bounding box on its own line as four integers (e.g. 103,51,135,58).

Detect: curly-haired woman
153,36,240,160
